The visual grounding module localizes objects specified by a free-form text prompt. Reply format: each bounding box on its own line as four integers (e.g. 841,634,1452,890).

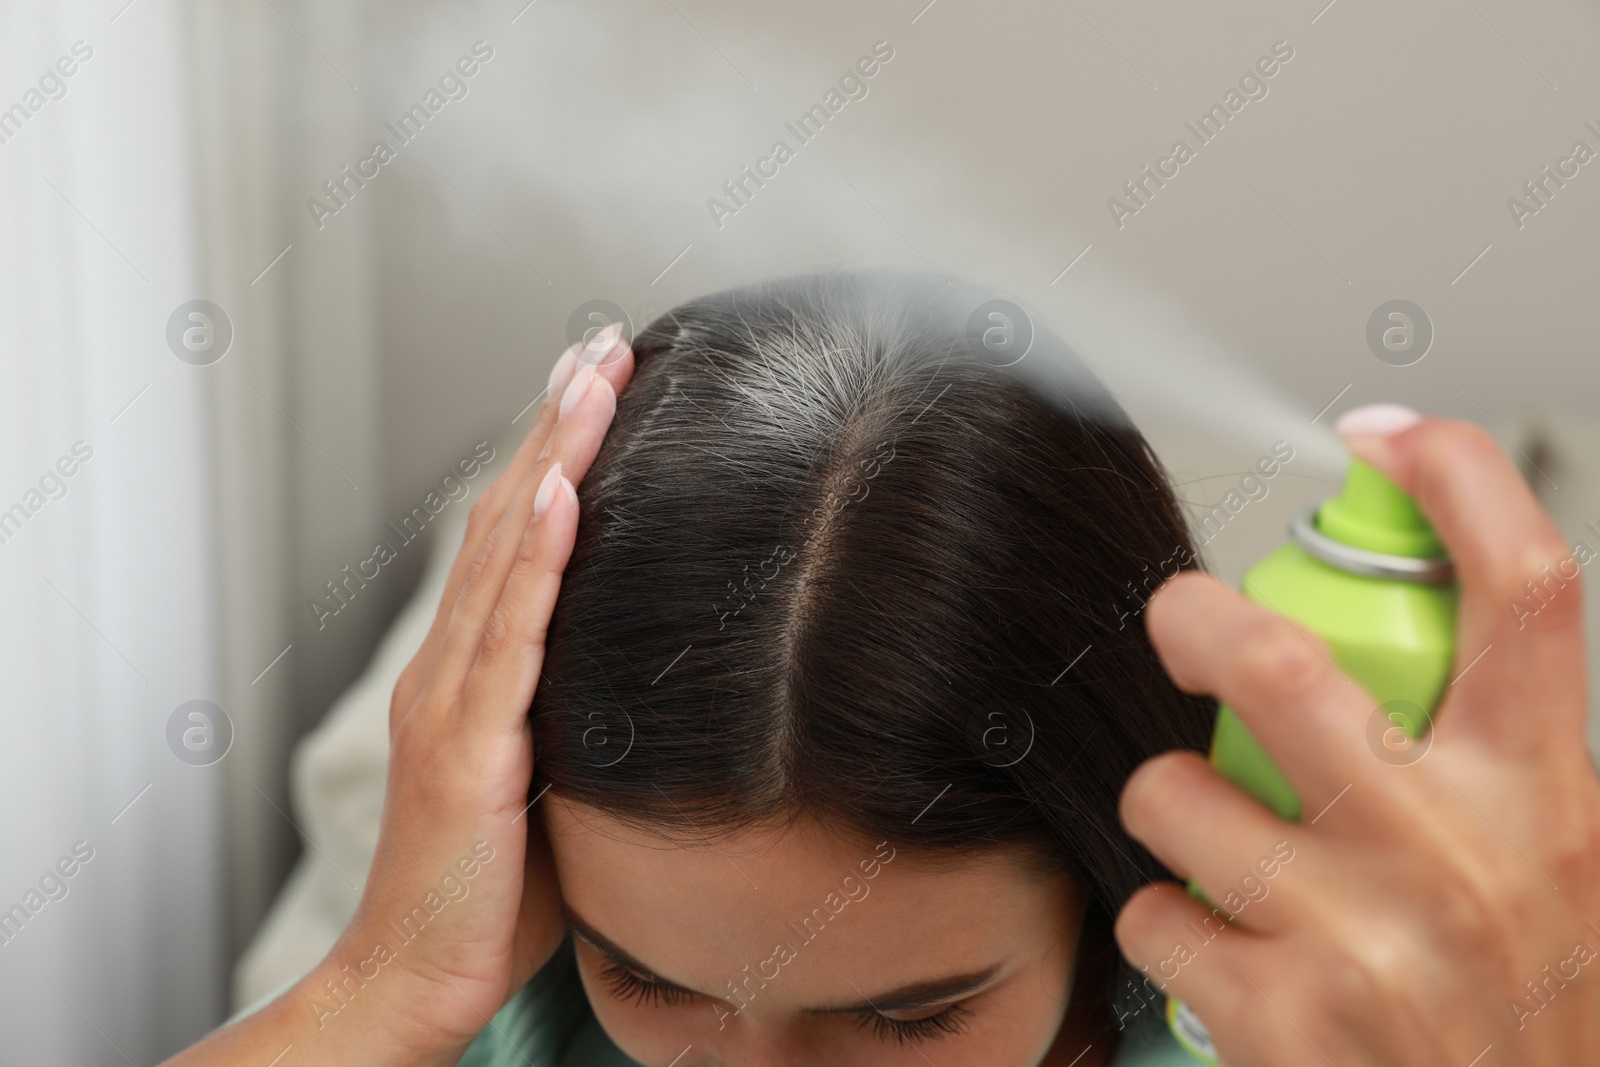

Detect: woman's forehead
542,795,1078,995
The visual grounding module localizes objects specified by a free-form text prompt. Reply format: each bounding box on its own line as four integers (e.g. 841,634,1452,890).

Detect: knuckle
390,706,434,763
1231,618,1325,704
477,613,514,662
390,683,412,725
1428,859,1502,946
1501,538,1584,623
479,599,540,664
464,491,502,545
513,518,546,569
393,665,417,705
1513,535,1573,583
1319,931,1409,1016
483,540,554,657
1412,851,1523,999
1491,534,1580,633
463,527,506,591
390,665,427,728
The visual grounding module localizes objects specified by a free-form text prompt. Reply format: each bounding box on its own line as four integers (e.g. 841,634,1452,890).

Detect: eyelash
857,1003,972,1046
598,960,696,1008
597,956,972,1046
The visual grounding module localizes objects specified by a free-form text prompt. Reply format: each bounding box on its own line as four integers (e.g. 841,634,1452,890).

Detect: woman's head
532,271,1213,1065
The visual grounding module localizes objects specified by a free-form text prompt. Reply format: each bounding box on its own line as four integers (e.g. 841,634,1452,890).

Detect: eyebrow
803,966,1003,1016
566,907,698,994
564,907,1003,1015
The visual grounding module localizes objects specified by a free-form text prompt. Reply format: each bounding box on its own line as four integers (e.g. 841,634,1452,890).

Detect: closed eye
856,1003,972,1045
570,906,989,1047
598,957,973,1046
597,959,698,1008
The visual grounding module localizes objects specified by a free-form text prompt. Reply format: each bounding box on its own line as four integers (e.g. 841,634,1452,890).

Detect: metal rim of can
1289,504,1455,584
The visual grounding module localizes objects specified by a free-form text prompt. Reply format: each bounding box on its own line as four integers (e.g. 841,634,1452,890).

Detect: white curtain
185,0,385,972
0,2,226,1061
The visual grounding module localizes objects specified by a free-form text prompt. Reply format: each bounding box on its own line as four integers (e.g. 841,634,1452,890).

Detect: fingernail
583,322,623,365
558,357,598,420
547,344,580,399
533,461,563,520
1334,403,1422,439
560,475,577,510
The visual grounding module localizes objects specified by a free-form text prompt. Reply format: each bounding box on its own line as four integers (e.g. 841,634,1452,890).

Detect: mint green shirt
460,936,1196,1066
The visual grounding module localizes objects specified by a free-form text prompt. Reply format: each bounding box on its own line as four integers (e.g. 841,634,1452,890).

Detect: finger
424,345,578,628
390,341,585,729
431,329,630,639
411,332,632,688
458,365,625,715
1337,410,1588,750
461,466,577,735
1145,571,1371,807
435,365,620,694
534,350,631,486
1119,750,1300,934
1113,881,1259,1017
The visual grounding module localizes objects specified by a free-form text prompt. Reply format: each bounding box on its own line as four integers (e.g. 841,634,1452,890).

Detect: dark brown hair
531,270,1214,1027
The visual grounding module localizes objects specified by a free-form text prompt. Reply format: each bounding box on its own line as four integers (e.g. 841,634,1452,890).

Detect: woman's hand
164,326,634,1066
1115,410,1600,1066
338,325,635,1055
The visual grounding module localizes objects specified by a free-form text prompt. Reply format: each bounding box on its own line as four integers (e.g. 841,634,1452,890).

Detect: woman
167,273,1600,1066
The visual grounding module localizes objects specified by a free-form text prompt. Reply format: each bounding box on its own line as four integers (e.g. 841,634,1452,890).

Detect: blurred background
3,0,1599,1061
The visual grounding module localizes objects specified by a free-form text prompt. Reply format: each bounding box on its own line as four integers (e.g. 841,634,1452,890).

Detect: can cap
1316,458,1446,559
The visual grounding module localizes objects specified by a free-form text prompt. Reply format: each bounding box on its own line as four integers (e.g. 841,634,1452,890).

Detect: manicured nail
582,322,623,365
560,474,577,510
547,344,580,399
533,461,563,520
558,357,598,420
1334,403,1421,439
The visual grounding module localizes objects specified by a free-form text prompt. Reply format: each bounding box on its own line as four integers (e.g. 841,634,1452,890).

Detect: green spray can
1165,457,1459,1063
